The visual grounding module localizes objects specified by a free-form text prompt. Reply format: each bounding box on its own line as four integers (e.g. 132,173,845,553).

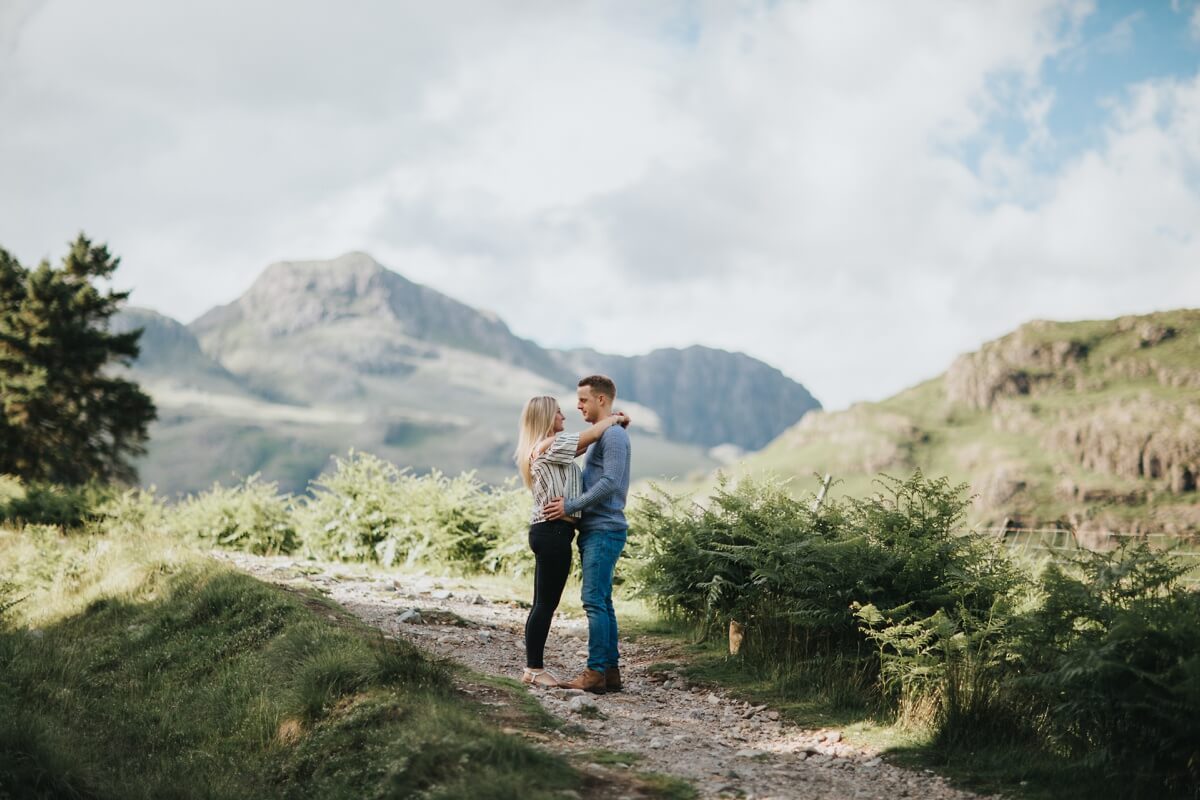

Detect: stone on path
568,695,597,713
397,608,422,624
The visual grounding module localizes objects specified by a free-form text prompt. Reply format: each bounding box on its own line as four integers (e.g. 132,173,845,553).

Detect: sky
1,0,1198,410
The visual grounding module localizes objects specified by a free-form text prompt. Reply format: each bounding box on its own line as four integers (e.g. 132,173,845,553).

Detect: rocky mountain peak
224,253,408,337
190,252,570,382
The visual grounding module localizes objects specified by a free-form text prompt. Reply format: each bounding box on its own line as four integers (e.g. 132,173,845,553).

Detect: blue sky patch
960,0,1199,179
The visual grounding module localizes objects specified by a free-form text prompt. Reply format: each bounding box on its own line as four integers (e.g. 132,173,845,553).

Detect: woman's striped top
529,432,582,526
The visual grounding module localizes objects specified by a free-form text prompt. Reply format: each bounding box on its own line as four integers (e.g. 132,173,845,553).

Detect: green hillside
737,309,1200,536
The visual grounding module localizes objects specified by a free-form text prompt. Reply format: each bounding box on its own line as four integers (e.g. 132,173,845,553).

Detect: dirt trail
216,553,987,800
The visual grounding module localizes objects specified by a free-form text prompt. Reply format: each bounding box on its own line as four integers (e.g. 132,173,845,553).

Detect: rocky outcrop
1104,315,1200,390
556,346,821,451
945,322,1089,410
1046,397,1200,494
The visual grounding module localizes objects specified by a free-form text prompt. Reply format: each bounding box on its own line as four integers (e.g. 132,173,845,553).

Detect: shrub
847,473,1022,622
0,478,115,528
856,599,1029,734
630,476,859,647
632,471,1019,664
296,452,531,574
636,470,1200,796
93,487,167,537
1015,544,1200,794
166,475,298,555
46,451,535,575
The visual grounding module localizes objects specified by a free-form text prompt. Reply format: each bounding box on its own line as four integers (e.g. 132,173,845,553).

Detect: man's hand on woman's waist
543,497,567,521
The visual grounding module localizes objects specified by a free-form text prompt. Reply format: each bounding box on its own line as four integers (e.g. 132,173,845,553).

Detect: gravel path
215,553,989,800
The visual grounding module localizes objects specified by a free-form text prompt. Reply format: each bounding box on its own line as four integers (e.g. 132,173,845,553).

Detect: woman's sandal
521,668,560,688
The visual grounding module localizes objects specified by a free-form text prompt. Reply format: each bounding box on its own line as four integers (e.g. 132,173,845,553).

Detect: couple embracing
514,374,631,694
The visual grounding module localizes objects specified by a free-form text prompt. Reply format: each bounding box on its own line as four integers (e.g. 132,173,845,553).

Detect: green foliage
297,452,531,574
1014,545,1200,794
92,486,168,537
164,475,299,555
632,471,1017,659
0,476,116,527
0,533,581,799
4,451,533,576
857,600,1028,739
0,235,155,485
0,579,22,626
635,472,1200,797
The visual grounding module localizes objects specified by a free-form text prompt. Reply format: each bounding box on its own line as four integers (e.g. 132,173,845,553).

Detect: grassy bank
0,527,582,800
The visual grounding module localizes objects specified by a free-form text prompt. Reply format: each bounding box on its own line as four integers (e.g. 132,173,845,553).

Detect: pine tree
0,234,156,484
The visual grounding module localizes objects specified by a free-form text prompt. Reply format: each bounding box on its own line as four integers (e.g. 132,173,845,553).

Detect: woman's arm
531,435,556,459
574,412,628,455
531,412,631,463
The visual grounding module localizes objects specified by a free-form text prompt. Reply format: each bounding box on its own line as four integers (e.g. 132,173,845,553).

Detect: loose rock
568,695,597,714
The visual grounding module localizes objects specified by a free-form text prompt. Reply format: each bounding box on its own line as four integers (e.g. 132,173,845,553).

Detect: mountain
117,253,820,496
110,308,247,396
734,310,1200,536
190,253,572,402
554,346,821,451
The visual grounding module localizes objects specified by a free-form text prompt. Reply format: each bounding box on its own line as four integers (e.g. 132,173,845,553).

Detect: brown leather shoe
559,668,607,694
605,666,623,692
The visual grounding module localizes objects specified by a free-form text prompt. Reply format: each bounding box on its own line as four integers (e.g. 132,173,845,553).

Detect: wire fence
973,526,1200,588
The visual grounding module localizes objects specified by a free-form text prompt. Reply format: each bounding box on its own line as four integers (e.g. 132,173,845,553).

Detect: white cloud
1,0,1198,411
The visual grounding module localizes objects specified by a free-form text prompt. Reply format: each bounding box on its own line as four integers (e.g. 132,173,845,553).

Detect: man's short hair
578,374,617,401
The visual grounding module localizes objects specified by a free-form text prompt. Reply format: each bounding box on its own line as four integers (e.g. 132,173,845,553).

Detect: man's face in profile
577,385,606,424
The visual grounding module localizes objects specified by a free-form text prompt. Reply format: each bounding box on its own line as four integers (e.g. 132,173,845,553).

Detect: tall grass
0,525,579,799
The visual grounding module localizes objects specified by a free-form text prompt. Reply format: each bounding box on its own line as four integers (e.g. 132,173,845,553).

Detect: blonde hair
515,396,559,489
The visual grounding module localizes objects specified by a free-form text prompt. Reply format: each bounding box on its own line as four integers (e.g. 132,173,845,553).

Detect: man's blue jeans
577,528,627,672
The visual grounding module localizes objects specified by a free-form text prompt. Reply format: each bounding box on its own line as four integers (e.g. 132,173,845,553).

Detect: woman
514,396,627,687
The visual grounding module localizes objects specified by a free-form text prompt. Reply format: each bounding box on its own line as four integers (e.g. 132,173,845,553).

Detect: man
543,374,631,694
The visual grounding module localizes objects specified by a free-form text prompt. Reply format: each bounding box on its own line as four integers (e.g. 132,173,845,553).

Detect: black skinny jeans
524,520,575,669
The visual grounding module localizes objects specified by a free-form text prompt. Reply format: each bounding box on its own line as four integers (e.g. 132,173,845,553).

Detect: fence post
811,473,832,512
729,619,745,656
